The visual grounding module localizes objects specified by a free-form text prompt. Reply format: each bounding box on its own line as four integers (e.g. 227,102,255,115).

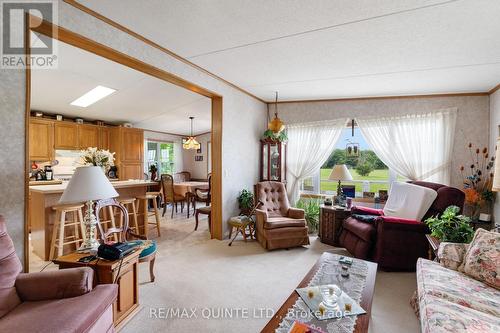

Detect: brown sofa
255,181,310,250
0,215,117,333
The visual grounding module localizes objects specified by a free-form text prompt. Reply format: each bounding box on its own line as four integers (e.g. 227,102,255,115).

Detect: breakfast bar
29,180,157,260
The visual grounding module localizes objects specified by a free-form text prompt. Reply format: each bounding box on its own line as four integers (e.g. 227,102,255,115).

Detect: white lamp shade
493,138,500,192
59,166,118,204
328,164,353,181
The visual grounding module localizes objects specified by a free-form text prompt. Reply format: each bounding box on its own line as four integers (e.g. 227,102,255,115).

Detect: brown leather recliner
338,181,465,271
254,181,310,250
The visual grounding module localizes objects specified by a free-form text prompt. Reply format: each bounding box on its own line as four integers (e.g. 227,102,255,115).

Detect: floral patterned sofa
415,229,500,333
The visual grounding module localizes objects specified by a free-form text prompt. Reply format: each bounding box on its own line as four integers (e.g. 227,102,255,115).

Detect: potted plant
149,164,158,181
424,205,474,243
237,189,254,216
296,199,320,234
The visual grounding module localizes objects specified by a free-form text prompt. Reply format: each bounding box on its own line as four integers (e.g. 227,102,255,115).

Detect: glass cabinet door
261,140,286,183
270,143,280,180
262,144,269,180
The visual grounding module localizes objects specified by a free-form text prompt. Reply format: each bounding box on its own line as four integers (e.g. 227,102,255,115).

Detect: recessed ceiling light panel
70,85,116,107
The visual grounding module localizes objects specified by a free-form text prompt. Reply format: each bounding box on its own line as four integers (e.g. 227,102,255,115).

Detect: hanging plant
263,129,288,142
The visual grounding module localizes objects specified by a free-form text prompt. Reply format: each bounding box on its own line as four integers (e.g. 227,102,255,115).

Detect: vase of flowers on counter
460,143,495,222
79,147,115,174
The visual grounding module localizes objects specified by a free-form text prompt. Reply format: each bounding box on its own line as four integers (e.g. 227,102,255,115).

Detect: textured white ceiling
78,0,500,101
31,41,211,135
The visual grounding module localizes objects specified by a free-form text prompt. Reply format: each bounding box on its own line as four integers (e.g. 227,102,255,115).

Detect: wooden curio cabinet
260,139,287,183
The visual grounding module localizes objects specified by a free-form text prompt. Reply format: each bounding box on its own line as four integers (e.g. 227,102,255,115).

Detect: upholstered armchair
0,215,117,332
254,181,310,250
339,181,465,271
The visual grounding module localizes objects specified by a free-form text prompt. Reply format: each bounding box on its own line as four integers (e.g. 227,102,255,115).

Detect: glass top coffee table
261,252,378,333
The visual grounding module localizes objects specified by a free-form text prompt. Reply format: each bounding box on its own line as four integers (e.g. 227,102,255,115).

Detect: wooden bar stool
50,204,86,260
117,197,139,233
137,192,161,237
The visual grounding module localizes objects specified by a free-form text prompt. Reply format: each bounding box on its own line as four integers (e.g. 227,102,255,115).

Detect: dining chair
174,171,191,183
194,175,212,233
160,174,186,218
188,174,211,218
95,198,157,282
195,206,211,234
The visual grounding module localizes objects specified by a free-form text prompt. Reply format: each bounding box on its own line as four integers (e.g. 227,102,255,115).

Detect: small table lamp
328,164,353,198
59,166,119,252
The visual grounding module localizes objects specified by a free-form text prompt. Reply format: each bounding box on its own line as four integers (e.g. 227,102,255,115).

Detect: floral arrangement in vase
78,147,115,173
459,143,495,221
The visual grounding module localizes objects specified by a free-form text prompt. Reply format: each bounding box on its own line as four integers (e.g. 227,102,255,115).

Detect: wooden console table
53,250,140,330
319,205,351,246
319,201,386,247
425,234,441,260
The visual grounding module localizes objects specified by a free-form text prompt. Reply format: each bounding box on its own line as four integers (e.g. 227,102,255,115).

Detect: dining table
173,181,209,197
173,181,210,217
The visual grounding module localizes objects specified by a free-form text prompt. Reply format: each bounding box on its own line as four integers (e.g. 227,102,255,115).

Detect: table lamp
328,164,353,198
59,166,118,252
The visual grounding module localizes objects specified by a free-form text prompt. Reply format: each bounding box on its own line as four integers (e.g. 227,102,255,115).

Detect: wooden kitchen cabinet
110,127,144,180
78,124,99,149
120,163,143,180
54,122,79,149
98,127,111,150
29,119,53,161
121,128,144,163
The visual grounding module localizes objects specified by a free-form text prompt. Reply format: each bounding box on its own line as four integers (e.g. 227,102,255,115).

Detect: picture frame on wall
197,147,202,154
195,155,203,161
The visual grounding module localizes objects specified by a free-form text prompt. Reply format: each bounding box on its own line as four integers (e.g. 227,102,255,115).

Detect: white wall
490,90,500,225
278,95,490,189
182,133,211,179
0,0,267,263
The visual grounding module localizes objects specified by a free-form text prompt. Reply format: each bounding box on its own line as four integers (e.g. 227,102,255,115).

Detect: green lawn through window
320,168,391,193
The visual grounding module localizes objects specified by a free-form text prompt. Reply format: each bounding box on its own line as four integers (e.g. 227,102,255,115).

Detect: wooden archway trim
24,15,223,268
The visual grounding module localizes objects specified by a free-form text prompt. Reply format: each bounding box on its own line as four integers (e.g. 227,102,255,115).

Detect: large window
145,141,175,175
302,126,406,197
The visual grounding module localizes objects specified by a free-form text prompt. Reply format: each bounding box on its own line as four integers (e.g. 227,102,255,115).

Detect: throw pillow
459,228,500,290
438,242,468,271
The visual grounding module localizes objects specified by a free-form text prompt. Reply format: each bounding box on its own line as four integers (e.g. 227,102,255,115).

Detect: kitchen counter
29,179,159,261
29,180,157,194
29,180,63,186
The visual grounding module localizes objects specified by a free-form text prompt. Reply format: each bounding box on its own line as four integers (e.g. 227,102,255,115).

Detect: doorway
24,15,223,271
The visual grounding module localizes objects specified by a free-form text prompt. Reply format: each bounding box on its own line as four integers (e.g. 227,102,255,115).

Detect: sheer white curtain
356,108,457,185
286,118,348,205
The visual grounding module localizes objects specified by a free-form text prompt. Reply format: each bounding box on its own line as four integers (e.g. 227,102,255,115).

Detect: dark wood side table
425,234,441,260
53,250,141,330
319,205,351,246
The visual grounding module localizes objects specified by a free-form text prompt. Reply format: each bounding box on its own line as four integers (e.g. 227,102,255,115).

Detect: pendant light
268,91,285,134
183,116,201,150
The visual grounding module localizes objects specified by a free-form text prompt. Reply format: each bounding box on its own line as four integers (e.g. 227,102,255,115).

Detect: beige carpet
120,212,420,333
